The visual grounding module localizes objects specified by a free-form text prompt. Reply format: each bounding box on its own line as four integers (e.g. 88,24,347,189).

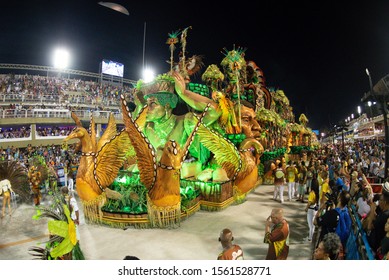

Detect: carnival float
60,27,319,229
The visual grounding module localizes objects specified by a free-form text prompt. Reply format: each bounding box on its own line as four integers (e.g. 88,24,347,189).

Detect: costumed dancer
0,179,15,217
28,166,42,206
61,186,80,240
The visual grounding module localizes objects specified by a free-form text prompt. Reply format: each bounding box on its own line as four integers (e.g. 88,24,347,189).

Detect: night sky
1,0,389,131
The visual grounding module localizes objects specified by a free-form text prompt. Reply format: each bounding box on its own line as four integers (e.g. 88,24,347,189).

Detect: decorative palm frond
28,246,51,260
28,191,85,260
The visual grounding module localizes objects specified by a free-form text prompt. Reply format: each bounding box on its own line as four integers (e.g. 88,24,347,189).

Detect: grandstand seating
0,72,131,148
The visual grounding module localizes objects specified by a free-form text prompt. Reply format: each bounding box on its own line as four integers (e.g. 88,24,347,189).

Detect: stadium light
53,48,70,69
142,68,155,83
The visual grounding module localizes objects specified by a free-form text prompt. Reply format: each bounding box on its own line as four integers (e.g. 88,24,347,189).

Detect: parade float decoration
121,93,210,227
195,121,263,204
245,60,272,110
64,112,134,222
287,113,318,158
61,27,319,228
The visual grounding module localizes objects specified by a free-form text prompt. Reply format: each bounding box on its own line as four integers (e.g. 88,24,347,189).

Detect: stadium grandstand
0,63,135,149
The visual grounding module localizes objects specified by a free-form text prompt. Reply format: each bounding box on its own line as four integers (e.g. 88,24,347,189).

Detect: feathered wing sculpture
96,113,118,151
196,124,242,181
89,114,97,152
0,160,29,202
65,112,133,221
121,94,210,227
196,124,264,196
121,101,157,191
93,128,134,191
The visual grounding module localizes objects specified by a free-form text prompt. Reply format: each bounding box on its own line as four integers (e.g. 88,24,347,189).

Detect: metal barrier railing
347,204,375,260
0,108,123,121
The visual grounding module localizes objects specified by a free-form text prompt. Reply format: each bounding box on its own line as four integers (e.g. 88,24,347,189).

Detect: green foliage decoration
102,171,148,214
260,147,287,162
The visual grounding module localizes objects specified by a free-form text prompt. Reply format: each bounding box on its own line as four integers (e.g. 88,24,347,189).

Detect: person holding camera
314,191,351,259
313,192,339,247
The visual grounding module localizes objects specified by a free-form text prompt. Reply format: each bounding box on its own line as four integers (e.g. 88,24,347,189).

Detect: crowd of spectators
0,126,31,139
0,143,79,179
267,137,388,259
299,139,389,260
0,73,133,108
0,73,134,139
0,125,75,139
36,126,75,137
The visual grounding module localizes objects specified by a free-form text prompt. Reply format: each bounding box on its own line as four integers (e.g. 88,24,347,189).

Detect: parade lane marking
0,234,49,249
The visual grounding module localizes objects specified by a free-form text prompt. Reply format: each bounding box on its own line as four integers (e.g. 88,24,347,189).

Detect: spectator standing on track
217,228,244,260
264,208,290,260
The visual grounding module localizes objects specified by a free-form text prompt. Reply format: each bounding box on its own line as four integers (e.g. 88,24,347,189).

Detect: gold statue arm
172,71,221,125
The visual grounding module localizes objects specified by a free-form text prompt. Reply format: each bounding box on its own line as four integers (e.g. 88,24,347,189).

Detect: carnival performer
264,208,290,260
61,186,80,238
217,228,244,260
285,161,298,201
0,179,15,217
47,161,58,191
28,165,42,206
273,162,286,203
305,176,319,242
